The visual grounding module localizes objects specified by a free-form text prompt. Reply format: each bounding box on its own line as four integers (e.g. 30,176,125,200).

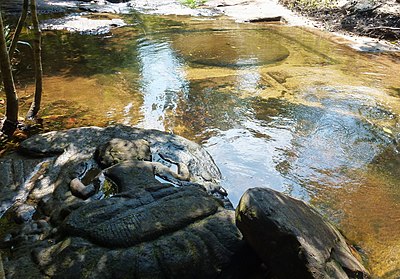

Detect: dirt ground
278,0,400,44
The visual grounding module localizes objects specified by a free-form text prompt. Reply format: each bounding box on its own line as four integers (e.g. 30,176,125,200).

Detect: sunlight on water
136,38,188,131
6,14,400,278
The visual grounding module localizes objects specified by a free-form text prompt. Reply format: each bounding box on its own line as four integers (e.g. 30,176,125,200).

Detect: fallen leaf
383,127,393,134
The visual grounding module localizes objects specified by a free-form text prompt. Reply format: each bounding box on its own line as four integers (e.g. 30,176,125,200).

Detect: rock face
18,125,221,186
35,185,242,278
0,126,242,279
95,138,152,167
1,126,372,278
2,125,223,210
62,186,220,248
236,187,369,279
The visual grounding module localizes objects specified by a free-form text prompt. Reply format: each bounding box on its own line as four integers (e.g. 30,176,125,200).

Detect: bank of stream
1,2,400,278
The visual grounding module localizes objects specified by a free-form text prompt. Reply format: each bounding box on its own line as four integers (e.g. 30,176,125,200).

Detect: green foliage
181,0,206,9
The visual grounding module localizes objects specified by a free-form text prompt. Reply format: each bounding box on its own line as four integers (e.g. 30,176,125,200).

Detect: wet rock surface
236,187,369,279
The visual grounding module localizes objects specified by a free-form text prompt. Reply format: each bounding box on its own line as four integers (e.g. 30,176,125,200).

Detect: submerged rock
171,30,290,68
236,187,370,279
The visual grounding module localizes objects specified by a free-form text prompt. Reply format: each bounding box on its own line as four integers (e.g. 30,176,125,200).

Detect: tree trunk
0,9,19,136
26,0,42,119
8,0,29,58
0,252,5,279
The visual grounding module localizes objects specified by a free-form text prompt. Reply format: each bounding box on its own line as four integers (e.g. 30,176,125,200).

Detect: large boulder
32,184,243,278
0,125,223,214
0,126,241,278
236,187,369,279
18,125,221,186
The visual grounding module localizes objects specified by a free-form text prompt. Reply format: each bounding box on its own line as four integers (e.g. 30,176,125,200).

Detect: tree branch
8,0,29,59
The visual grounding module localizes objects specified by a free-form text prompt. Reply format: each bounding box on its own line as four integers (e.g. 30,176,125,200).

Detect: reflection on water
289,87,393,177
5,15,400,278
206,125,294,204
136,38,188,131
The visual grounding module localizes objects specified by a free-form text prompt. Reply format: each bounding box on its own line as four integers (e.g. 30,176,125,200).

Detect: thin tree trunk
8,0,29,58
0,10,19,136
0,252,4,279
0,252,5,279
26,0,42,119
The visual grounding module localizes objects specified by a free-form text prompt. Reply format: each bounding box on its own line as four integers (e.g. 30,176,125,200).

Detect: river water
7,13,400,277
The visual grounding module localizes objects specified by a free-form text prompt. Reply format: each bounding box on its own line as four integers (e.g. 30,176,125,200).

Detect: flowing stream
7,13,400,278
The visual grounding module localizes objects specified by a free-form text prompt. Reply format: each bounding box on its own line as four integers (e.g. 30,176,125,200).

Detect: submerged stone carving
69,138,191,199
0,126,241,278
34,181,243,278
62,186,220,247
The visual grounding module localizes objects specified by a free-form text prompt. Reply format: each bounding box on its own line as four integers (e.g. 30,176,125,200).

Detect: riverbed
2,5,400,278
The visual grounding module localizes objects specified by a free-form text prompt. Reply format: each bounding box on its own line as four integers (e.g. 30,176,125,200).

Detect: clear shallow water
8,14,400,277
